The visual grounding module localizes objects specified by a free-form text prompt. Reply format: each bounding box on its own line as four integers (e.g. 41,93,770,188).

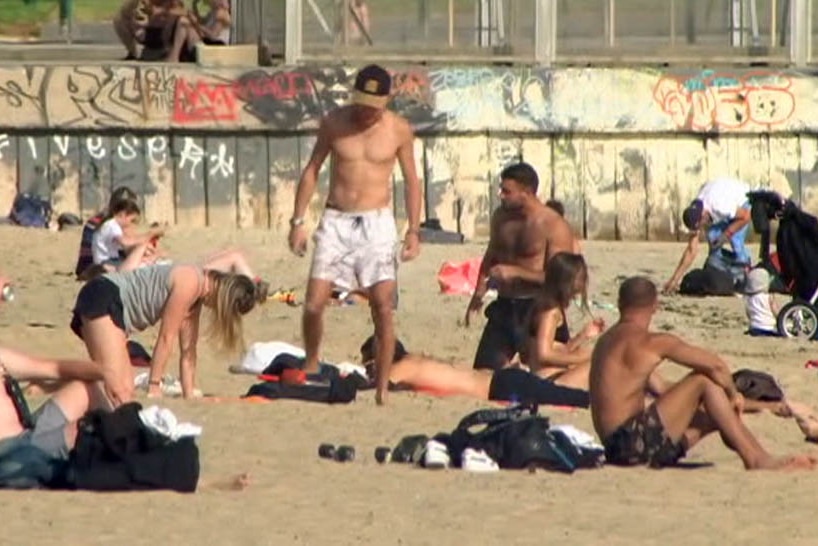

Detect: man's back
589,322,661,440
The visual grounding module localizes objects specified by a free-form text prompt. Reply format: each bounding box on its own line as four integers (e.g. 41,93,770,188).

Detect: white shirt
697,177,750,224
744,293,777,332
92,218,125,264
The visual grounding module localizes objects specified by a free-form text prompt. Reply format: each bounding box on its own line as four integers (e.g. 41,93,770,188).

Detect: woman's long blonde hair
205,271,259,352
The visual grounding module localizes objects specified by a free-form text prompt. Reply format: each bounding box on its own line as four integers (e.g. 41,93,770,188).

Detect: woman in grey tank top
71,264,265,405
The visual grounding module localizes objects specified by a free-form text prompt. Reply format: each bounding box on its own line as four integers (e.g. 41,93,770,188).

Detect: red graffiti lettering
172,79,238,124
233,71,313,101
389,69,431,103
653,71,795,131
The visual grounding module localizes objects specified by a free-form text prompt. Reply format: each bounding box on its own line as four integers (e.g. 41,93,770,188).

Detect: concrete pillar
534,0,557,66
285,0,303,65
790,0,811,66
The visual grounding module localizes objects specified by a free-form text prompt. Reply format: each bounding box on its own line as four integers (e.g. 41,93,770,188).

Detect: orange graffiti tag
653,71,795,131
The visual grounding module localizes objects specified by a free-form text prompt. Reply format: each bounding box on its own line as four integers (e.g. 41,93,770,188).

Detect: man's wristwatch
289,217,305,228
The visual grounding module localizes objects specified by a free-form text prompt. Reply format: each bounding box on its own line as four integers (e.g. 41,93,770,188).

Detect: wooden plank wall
0,132,814,240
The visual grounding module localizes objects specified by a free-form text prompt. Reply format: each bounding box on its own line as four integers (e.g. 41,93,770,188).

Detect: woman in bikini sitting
71,262,266,406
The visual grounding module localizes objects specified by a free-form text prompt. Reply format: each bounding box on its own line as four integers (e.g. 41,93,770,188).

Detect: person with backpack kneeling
663,177,753,295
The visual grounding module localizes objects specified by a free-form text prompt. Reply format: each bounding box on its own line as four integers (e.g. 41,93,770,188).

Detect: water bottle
1,285,14,302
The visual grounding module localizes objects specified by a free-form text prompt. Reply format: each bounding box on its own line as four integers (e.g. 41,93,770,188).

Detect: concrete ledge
0,44,123,62
196,44,259,67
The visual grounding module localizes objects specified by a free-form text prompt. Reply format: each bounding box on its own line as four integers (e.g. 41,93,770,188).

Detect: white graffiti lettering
208,143,235,178
178,137,204,178
117,135,138,162
146,136,168,166
0,134,9,160
53,135,70,157
86,136,106,160
26,137,37,160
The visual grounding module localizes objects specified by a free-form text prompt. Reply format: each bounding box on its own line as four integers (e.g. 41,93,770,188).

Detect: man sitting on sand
589,276,815,470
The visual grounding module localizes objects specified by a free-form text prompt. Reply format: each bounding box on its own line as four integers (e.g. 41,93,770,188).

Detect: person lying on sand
589,276,815,471
359,335,589,407
0,344,252,492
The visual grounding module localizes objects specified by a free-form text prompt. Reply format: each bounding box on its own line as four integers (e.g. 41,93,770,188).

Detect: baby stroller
748,190,818,339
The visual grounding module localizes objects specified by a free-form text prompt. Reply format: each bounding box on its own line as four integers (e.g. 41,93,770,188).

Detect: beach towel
232,341,305,374
245,374,361,404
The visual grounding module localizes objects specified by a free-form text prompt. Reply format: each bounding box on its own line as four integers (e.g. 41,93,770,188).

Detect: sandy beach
0,225,815,546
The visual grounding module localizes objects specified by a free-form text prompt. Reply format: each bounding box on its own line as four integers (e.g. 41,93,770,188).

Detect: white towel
138,405,203,441
550,424,604,451
232,341,305,374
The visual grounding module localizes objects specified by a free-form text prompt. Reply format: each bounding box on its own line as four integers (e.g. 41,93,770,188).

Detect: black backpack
732,369,784,402
446,404,603,473
66,402,200,493
679,267,735,296
9,193,52,228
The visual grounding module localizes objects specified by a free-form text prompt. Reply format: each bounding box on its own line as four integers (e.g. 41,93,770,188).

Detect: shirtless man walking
288,64,422,406
589,276,814,470
465,162,576,371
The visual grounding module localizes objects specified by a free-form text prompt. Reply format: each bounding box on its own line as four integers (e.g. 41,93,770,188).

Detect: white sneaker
461,448,499,472
423,440,451,469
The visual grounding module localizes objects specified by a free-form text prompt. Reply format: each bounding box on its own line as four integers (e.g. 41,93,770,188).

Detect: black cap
682,199,704,230
352,64,391,108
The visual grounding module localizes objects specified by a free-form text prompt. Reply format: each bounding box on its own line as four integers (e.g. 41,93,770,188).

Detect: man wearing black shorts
465,162,577,370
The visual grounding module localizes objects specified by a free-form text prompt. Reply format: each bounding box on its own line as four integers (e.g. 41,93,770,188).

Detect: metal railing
253,0,815,65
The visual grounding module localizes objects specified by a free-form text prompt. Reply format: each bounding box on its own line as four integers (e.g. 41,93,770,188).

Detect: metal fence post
284,0,302,65
534,0,557,66
790,0,811,65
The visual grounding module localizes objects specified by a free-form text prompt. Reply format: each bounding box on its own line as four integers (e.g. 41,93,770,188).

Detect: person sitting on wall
159,0,232,62
663,176,753,294
139,0,190,62
113,0,152,60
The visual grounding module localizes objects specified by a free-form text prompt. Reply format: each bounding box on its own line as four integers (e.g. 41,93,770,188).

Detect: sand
0,225,816,546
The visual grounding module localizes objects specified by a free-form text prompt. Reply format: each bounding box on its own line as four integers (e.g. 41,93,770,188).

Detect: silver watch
289,217,305,228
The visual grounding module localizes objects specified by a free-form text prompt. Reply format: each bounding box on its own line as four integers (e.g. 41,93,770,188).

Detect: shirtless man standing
465,162,576,371
589,276,814,470
288,64,422,406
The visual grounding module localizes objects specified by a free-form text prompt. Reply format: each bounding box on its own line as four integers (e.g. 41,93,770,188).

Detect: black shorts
70,277,126,339
473,298,570,371
487,368,590,408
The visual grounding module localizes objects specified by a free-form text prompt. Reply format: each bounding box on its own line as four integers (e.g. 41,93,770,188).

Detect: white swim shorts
310,207,398,290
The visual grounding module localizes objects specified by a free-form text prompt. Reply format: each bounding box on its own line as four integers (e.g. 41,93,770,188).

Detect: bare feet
202,473,251,491
786,401,818,442
753,454,817,470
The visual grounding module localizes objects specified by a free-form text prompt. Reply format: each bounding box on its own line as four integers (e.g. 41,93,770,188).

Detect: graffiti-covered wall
0,64,816,239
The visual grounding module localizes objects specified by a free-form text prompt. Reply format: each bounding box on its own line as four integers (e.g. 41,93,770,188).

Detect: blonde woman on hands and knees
71,264,264,405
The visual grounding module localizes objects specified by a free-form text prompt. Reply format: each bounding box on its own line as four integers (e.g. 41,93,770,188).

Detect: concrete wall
0,64,816,239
